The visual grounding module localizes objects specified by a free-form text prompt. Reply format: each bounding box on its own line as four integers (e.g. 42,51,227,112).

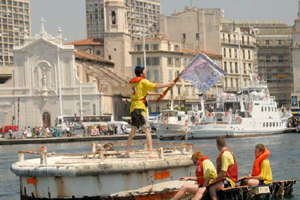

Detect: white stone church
0,22,103,128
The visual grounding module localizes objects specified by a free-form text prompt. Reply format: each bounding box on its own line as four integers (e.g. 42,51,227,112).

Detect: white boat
11,143,195,199
188,81,289,139
155,109,191,140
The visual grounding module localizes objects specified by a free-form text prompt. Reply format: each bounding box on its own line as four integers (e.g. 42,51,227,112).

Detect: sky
30,0,299,42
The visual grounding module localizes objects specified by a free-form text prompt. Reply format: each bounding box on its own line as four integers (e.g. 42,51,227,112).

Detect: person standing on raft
124,65,175,158
240,144,273,186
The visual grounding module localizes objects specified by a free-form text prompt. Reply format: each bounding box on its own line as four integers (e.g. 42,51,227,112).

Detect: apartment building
130,38,222,112
159,8,256,93
0,0,30,66
86,0,160,39
236,20,293,107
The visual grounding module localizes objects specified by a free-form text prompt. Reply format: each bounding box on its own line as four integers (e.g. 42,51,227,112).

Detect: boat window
261,107,264,112
273,122,275,127
178,116,182,121
268,107,270,112
263,122,265,127
265,107,267,111
270,122,272,127
266,122,268,127
276,122,278,127
271,107,273,112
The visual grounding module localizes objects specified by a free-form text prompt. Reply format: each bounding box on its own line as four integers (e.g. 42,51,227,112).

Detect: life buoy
185,119,188,126
206,112,213,117
194,118,199,125
226,94,231,100
235,116,242,124
224,112,229,117
164,118,169,124
249,105,253,113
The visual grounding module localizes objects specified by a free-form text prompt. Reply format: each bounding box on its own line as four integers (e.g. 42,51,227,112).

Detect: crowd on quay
1,123,129,139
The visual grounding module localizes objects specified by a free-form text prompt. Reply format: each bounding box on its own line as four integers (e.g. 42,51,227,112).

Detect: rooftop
66,38,104,46
75,50,114,65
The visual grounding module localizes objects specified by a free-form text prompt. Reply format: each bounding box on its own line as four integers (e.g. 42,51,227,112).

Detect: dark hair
135,65,145,77
255,144,265,152
216,136,226,148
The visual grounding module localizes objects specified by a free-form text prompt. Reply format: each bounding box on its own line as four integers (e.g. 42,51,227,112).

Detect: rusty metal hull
11,144,196,199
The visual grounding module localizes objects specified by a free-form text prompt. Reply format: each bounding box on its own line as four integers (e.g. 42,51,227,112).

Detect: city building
236,20,293,107
86,0,160,39
0,21,130,128
291,2,300,108
0,0,30,82
130,37,222,111
159,8,256,93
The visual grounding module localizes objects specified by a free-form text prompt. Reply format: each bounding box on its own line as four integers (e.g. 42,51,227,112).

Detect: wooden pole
155,68,187,103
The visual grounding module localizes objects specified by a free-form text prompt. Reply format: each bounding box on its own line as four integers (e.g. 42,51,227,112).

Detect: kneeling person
241,144,272,186
172,151,216,200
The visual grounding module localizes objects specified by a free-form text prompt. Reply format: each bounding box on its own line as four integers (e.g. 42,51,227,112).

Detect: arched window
112,11,116,25
93,104,96,115
96,50,101,55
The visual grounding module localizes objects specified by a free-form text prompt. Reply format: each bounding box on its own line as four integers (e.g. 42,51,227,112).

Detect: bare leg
192,187,207,200
241,179,260,187
124,127,137,158
172,184,199,200
209,181,224,200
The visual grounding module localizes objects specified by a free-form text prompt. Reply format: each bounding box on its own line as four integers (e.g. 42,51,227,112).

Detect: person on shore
240,144,272,186
172,151,216,200
125,65,175,158
209,136,238,200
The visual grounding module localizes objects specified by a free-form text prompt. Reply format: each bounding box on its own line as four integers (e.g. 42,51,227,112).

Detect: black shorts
131,109,148,129
259,180,264,185
222,179,231,188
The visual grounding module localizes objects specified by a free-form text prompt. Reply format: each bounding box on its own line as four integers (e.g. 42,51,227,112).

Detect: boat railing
17,143,194,163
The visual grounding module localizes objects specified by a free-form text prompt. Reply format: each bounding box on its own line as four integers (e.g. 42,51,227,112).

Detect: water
0,133,299,199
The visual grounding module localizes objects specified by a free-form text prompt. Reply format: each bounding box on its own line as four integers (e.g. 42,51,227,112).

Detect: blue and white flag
180,53,226,92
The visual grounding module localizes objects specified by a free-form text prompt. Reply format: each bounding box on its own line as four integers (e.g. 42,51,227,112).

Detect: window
196,33,199,39
235,62,238,73
247,36,249,45
136,45,142,51
278,40,282,45
236,78,239,88
175,58,181,67
228,34,231,43
230,78,233,87
137,57,142,65
261,107,264,112
248,64,251,73
225,78,228,88
96,50,101,55
169,70,173,81
224,62,227,72
111,11,116,25
153,44,158,50
242,50,245,59
229,48,232,58
175,70,180,77
147,70,151,79
182,33,186,40
263,122,265,127
234,49,237,58
168,58,173,66
223,48,226,57
177,86,181,95
266,122,268,127
230,62,233,73
223,33,225,42
266,55,271,62
242,36,244,44
146,57,160,65
278,55,284,62
266,40,269,45
154,70,158,81
108,55,112,60
145,44,149,51
248,50,251,59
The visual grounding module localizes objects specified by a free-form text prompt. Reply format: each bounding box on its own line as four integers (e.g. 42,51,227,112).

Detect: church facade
0,23,102,128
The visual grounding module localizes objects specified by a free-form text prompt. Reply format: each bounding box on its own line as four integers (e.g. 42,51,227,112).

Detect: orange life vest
195,156,209,185
129,77,147,106
216,149,238,183
252,148,270,176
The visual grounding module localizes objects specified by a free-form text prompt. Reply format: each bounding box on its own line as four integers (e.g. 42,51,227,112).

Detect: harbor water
1,133,299,199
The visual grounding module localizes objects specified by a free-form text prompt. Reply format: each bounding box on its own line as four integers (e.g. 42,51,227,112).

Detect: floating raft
11,142,195,200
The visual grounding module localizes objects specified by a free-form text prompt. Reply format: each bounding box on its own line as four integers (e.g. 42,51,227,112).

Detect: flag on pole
180,53,226,92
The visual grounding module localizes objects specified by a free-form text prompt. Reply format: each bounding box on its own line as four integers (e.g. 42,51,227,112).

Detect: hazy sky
31,0,299,42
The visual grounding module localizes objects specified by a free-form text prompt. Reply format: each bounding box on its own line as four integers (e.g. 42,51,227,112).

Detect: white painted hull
11,147,195,199
155,123,189,140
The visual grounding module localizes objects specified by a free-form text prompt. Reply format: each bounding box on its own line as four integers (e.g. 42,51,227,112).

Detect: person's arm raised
155,81,175,89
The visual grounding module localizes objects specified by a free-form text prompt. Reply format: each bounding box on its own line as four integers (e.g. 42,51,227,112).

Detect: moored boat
188,81,289,139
